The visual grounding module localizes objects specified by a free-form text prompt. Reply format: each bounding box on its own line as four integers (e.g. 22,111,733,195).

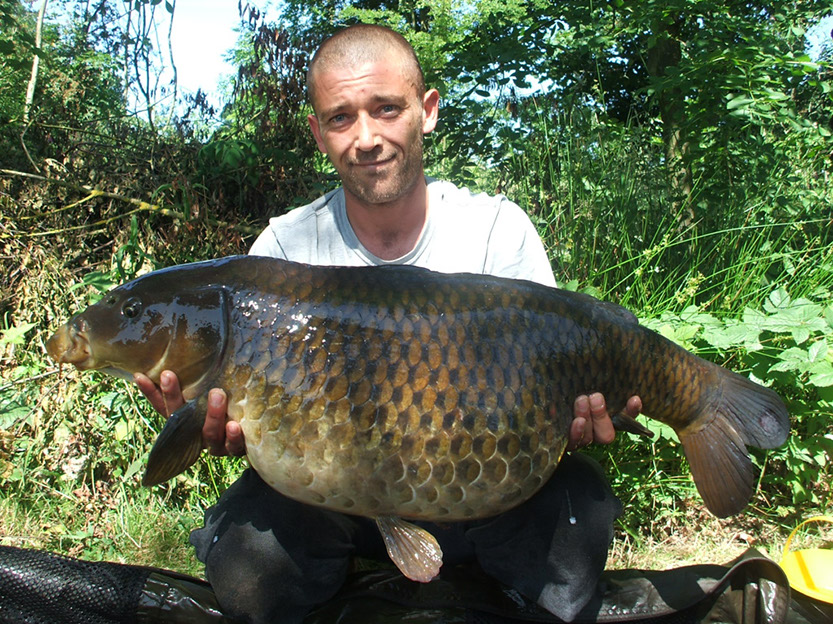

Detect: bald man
137,24,642,624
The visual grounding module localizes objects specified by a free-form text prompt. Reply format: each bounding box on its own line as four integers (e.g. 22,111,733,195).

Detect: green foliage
592,288,833,536
2,0,832,571
432,0,833,239
0,236,243,569
0,0,35,120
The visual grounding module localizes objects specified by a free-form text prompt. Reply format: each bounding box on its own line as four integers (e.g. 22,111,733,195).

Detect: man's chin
344,178,407,205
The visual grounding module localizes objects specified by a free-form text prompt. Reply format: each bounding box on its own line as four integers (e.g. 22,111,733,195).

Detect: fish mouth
45,320,95,370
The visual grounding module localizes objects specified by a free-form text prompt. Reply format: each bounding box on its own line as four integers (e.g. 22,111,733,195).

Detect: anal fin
375,516,443,583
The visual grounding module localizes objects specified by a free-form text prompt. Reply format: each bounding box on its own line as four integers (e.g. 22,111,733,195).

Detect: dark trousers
189,453,622,624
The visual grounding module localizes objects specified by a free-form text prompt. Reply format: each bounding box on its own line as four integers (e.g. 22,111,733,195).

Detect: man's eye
330,113,347,124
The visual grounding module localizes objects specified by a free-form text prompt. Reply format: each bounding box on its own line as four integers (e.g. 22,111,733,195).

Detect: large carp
46,256,789,582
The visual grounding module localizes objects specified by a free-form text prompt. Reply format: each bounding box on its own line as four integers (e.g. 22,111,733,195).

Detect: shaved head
307,24,425,112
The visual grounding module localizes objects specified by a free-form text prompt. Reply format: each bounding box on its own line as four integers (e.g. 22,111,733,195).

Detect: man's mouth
352,154,396,169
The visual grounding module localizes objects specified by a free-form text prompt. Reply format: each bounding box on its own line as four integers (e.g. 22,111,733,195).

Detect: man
137,24,642,624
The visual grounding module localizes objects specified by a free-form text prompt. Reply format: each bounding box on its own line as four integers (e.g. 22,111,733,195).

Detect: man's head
307,24,425,113
305,24,439,207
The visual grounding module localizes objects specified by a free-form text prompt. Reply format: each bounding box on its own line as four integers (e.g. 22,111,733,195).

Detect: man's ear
308,114,328,153
422,89,440,135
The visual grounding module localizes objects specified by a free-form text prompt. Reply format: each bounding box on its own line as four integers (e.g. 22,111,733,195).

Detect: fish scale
46,255,790,582
227,270,565,520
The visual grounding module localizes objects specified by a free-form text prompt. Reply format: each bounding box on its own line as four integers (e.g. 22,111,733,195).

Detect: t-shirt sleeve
248,205,321,262
484,199,556,287
249,223,288,258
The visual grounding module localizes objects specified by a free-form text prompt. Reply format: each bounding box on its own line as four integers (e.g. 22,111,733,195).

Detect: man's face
308,59,439,206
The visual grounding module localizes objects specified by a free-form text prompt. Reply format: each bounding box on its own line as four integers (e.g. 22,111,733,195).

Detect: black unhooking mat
0,545,830,624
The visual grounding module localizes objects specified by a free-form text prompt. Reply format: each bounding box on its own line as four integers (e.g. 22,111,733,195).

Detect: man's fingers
567,395,591,450
225,420,247,457
203,388,228,455
134,370,187,418
568,393,638,451
159,370,185,415
567,416,588,451
588,392,616,445
135,373,242,458
134,372,168,416
625,395,643,419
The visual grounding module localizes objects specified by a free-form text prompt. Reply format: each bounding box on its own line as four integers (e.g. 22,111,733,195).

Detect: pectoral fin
143,395,207,486
375,516,443,583
611,412,654,439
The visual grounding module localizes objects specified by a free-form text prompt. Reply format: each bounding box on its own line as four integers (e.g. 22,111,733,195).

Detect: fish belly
223,287,574,522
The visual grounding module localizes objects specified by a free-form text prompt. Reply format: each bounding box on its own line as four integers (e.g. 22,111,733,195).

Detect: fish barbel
46,256,789,581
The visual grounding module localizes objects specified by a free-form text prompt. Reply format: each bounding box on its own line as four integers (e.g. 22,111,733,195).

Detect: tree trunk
645,18,695,233
23,0,49,124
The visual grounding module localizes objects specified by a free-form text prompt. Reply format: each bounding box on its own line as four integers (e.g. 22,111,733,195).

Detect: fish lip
48,320,95,369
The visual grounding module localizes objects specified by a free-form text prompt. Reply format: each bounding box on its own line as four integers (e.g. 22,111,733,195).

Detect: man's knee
189,469,357,623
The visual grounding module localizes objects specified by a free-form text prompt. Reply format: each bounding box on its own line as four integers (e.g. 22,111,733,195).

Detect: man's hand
567,393,642,451
134,371,245,457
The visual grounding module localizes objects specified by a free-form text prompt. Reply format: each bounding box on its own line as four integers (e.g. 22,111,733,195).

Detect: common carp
46,256,789,582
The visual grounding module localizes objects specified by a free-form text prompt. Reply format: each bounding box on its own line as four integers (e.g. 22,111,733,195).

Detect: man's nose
354,114,381,151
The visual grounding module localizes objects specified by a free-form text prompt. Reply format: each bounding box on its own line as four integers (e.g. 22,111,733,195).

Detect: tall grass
500,101,833,314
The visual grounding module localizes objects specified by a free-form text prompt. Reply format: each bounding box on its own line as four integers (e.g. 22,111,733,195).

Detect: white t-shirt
249,178,556,287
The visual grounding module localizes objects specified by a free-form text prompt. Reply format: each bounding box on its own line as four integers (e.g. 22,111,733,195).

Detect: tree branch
21,0,50,173
0,168,260,236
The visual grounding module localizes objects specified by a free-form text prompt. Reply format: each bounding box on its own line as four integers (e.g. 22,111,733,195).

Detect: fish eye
121,298,143,319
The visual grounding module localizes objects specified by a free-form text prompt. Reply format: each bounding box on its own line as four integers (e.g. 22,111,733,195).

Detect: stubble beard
339,130,424,206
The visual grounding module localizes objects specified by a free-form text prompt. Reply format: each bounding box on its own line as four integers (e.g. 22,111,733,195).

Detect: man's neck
344,179,429,261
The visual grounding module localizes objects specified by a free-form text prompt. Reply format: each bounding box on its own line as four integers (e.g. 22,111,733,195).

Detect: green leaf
72,271,116,296
0,322,37,346
765,288,791,311
0,400,31,428
702,322,761,351
774,346,811,364
791,327,811,345
808,361,833,388
726,96,754,110
807,339,828,363
125,457,146,480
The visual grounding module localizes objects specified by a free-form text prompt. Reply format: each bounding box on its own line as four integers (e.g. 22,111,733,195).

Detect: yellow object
780,515,833,603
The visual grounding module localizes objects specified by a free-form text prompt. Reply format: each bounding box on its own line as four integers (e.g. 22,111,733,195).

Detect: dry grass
606,502,826,571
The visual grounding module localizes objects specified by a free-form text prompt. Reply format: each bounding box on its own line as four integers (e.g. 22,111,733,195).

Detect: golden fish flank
46,256,790,583
234,287,562,523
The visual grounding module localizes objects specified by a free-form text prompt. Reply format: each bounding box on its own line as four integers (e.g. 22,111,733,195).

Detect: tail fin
679,370,789,518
